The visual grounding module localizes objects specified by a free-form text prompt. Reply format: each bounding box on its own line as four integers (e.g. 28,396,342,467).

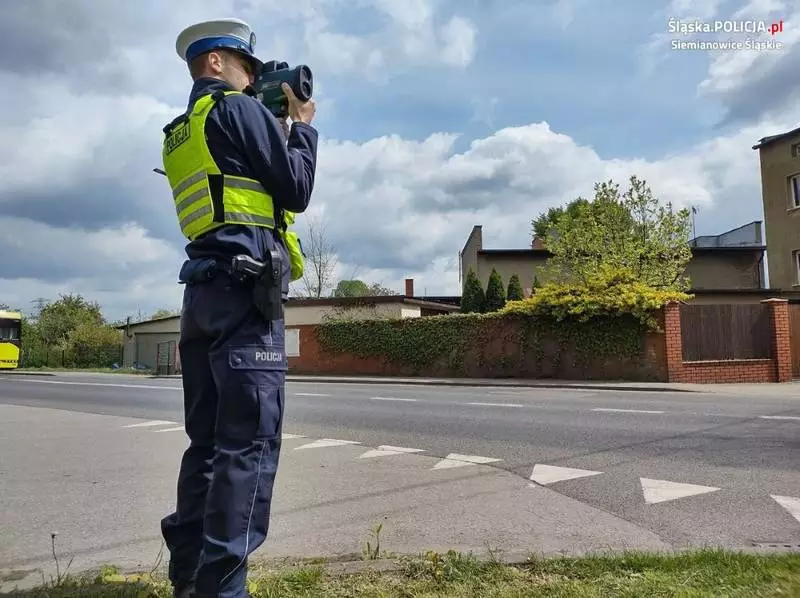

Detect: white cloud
240,0,477,81
8,92,797,318
696,1,800,123
3,0,799,321
294,101,800,298
0,218,185,320
639,0,800,125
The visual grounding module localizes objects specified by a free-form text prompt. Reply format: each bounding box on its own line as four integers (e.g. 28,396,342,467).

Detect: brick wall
288,317,668,382
664,299,792,384
287,301,793,384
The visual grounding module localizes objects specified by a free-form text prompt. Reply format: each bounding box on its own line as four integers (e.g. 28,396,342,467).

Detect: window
0,327,18,340
794,250,800,285
790,174,800,209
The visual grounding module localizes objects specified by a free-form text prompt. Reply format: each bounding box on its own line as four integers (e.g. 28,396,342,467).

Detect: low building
116,285,458,374
459,221,776,303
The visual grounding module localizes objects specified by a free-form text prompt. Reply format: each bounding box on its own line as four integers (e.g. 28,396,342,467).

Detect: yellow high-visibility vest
162,90,304,281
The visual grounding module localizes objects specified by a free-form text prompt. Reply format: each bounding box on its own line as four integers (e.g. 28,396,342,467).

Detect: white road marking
155,427,185,433
370,397,418,402
771,495,800,523
294,438,361,450
592,408,665,414
432,453,502,470
467,402,524,408
640,478,720,504
7,378,180,390
122,420,178,428
294,392,329,397
358,445,426,459
759,416,800,421
281,433,307,439
529,464,604,485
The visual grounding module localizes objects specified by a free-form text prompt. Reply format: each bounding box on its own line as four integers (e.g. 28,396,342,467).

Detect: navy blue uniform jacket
181,77,318,264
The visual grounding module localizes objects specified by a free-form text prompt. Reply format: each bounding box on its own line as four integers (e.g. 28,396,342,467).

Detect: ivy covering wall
315,271,690,379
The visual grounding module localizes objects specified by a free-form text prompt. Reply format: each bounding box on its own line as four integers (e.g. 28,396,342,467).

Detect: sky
1,0,798,322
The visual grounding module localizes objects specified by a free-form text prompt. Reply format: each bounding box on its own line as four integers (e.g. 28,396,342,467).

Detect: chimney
404,278,414,297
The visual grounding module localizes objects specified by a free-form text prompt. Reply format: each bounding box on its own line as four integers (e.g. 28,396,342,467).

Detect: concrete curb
282,376,699,393
145,373,696,392
1,370,56,376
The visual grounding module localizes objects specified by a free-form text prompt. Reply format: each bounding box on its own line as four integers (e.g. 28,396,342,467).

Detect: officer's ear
188,54,207,79
188,51,224,79
208,50,228,74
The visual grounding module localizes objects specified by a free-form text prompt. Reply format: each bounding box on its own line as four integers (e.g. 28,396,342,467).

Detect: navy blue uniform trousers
161,262,285,597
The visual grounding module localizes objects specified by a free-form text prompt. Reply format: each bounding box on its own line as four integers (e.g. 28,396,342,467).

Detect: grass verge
8,548,800,597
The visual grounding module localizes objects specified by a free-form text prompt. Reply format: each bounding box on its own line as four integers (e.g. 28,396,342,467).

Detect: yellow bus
0,310,22,369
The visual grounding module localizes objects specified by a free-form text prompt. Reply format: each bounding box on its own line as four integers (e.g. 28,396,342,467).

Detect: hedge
317,271,691,373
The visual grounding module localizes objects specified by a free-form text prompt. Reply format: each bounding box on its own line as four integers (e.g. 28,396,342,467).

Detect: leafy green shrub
503,266,691,330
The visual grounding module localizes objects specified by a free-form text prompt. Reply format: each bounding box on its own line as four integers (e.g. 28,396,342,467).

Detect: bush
484,268,506,312
66,323,123,368
503,266,692,330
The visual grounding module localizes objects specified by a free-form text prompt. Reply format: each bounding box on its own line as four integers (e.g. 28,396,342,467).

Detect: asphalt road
1,372,799,583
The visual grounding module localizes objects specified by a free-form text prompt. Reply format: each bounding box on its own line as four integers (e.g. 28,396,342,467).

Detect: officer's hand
277,117,290,140
282,82,316,125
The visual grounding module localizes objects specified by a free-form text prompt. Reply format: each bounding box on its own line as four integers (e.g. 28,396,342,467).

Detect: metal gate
156,340,178,376
790,304,800,378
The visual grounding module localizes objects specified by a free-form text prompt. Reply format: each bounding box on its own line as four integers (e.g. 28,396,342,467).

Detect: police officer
158,17,317,598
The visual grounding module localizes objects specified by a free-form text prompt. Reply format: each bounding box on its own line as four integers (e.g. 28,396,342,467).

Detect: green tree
333,279,396,297
37,294,103,348
506,273,524,301
333,280,371,297
532,275,542,291
460,268,485,313
66,323,123,368
484,268,506,312
531,198,590,241
543,175,692,290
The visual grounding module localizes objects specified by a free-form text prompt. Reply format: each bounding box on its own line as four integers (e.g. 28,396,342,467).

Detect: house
753,126,800,378
115,279,458,373
459,221,774,304
753,127,800,292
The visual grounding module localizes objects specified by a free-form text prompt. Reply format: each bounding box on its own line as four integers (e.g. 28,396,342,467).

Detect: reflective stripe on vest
161,90,276,240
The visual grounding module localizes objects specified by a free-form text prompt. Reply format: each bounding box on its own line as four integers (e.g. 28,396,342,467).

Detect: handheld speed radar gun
153,60,313,178
250,60,313,118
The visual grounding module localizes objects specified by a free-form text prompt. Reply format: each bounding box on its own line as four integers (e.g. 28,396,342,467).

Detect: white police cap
175,18,261,68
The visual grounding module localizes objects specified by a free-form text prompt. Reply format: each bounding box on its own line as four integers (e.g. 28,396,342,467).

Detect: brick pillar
664,301,684,382
405,278,414,297
762,298,792,383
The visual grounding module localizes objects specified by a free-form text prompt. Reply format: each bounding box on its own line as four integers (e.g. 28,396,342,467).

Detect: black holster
252,250,284,321
231,251,284,321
